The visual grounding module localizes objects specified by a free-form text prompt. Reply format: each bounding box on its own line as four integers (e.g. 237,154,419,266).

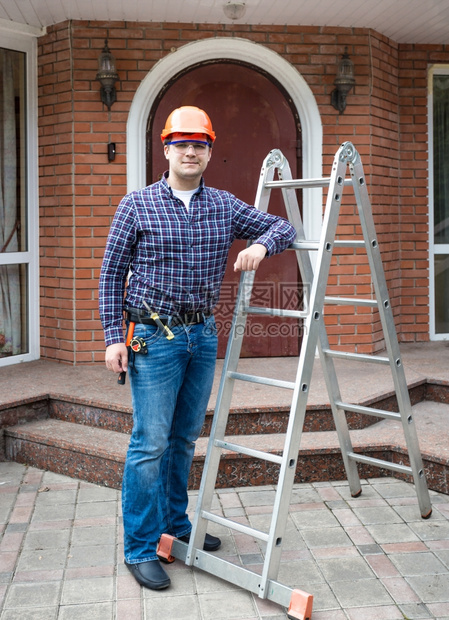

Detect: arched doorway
147,62,301,357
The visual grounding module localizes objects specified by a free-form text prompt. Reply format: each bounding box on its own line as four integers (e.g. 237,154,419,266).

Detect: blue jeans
123,315,218,564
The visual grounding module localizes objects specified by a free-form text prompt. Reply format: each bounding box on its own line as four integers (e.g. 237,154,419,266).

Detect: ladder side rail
186,153,280,565
316,335,364,498
231,155,316,596
280,187,314,317
278,183,315,312
185,283,248,565
349,154,432,517
239,155,314,595
349,157,410,390
265,151,313,284
298,145,367,498
280,145,364,499
253,149,287,214
258,148,362,594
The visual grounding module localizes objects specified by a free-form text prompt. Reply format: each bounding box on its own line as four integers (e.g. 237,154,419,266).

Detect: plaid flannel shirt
99,174,296,346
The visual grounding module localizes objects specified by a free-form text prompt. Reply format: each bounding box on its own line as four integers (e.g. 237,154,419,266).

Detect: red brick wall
398,45,443,343
38,22,75,363
324,33,401,353
37,21,449,363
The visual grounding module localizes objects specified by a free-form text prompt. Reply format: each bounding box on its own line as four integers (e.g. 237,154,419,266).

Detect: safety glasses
165,140,210,154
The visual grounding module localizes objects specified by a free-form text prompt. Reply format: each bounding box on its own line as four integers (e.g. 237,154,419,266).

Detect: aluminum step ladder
158,142,432,620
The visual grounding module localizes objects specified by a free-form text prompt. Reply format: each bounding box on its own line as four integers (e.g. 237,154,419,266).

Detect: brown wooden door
147,62,302,357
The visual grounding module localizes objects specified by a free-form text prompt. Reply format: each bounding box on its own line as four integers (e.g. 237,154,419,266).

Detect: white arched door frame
127,37,323,240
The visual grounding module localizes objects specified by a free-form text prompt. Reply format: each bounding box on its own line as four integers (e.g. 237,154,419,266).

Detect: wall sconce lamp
331,47,355,114
96,39,119,110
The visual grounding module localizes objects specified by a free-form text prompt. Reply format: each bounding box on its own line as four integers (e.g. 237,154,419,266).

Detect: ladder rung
289,239,365,251
322,349,390,365
215,439,283,465
324,296,378,307
243,306,308,319
264,177,353,189
334,240,365,248
290,240,320,250
335,401,401,421
201,510,269,542
347,452,413,476
227,371,296,390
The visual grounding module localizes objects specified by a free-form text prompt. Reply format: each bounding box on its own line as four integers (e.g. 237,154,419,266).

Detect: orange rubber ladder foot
156,534,176,564
287,589,313,620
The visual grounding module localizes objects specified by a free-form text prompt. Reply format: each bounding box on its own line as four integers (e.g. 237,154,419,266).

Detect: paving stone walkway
1,462,449,619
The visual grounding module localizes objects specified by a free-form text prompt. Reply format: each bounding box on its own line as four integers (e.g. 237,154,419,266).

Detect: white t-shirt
172,187,199,212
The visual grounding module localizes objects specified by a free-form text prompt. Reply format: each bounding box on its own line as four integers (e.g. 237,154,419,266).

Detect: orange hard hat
161,106,216,143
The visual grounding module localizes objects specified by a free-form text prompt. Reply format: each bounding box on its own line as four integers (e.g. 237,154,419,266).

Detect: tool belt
127,308,210,327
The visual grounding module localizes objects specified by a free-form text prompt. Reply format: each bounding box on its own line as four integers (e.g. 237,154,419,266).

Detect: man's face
164,132,212,188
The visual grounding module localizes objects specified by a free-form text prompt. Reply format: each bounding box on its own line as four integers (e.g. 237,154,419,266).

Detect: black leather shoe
125,559,171,590
178,532,221,551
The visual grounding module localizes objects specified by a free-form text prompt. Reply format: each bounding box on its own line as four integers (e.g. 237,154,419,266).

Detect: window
0,29,39,366
429,67,449,339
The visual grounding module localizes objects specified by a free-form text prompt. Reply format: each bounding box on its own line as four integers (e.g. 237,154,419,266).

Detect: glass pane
0,263,28,357
0,47,27,253
434,254,449,334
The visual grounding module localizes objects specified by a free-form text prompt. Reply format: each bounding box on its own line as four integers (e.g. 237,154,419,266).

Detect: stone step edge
5,417,449,494
2,378,440,438
2,417,399,488
0,395,375,437
6,414,448,466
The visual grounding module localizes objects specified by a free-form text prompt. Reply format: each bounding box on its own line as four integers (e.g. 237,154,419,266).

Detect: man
99,106,296,590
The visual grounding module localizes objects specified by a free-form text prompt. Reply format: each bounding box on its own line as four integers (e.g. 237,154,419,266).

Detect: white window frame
428,64,449,341
0,20,41,366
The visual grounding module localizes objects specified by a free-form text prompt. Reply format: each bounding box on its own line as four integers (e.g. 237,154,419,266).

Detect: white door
429,66,449,340
0,28,39,366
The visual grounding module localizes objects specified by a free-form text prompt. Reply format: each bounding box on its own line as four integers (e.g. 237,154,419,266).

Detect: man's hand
105,343,128,374
234,243,267,272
